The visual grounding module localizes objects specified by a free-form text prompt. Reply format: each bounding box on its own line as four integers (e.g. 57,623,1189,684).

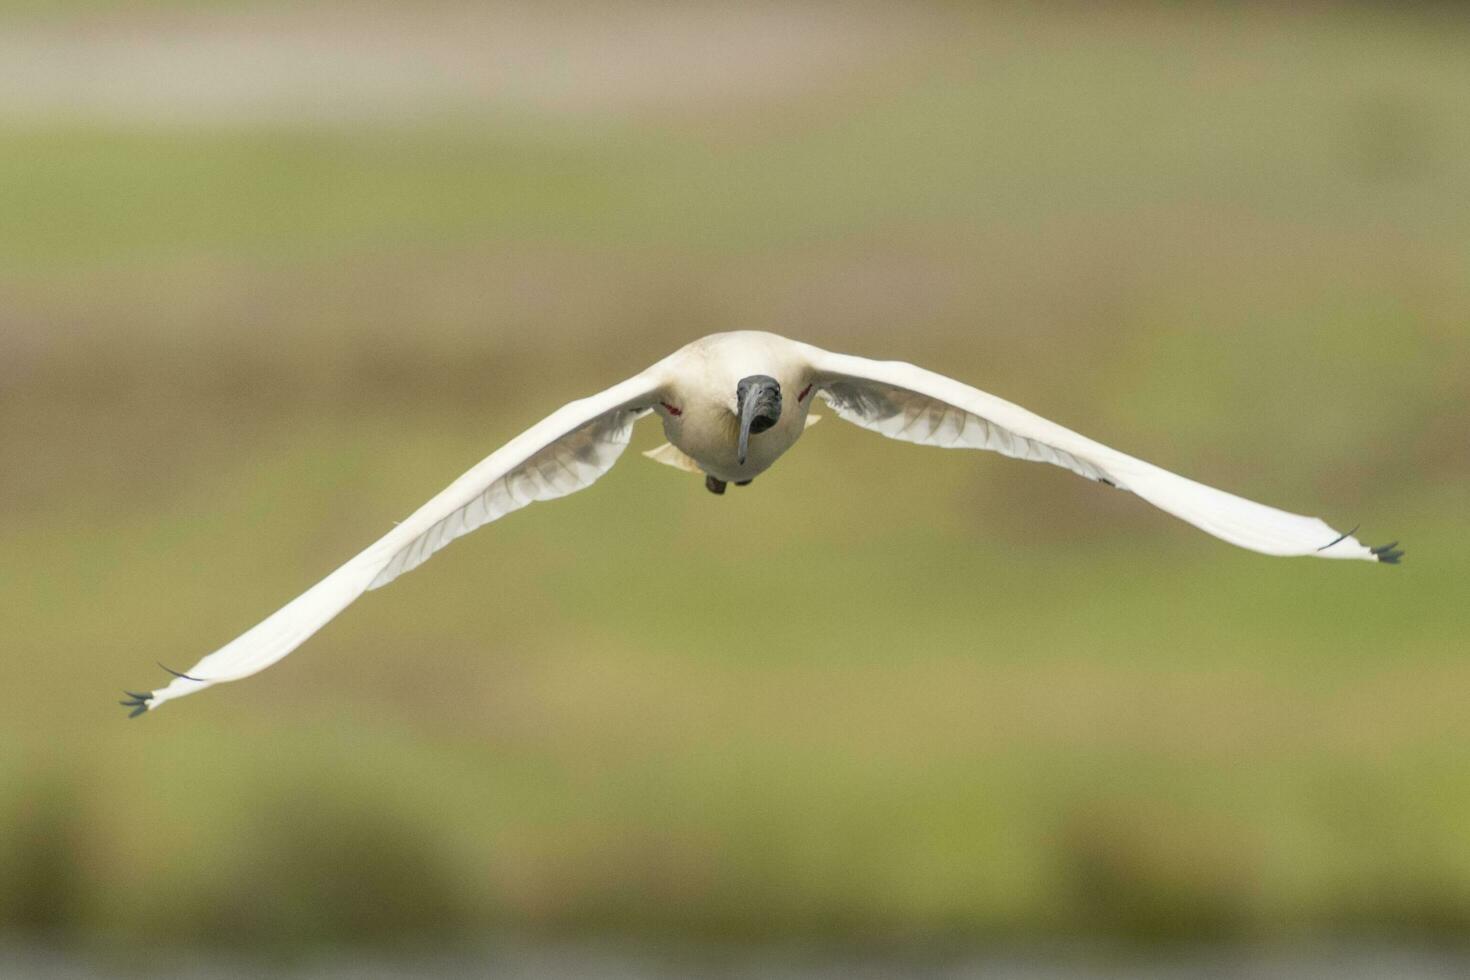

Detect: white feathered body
654,332,818,483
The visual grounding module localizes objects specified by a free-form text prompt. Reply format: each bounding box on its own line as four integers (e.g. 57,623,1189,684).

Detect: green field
2,1,1467,960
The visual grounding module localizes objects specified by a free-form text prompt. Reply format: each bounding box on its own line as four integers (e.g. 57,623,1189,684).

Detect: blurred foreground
4,940,1470,980
2,0,1468,971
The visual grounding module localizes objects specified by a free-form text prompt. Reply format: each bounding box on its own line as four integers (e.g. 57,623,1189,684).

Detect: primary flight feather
122,331,1400,717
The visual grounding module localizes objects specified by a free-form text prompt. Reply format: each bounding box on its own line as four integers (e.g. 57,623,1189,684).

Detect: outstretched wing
127,368,667,715
804,345,1399,563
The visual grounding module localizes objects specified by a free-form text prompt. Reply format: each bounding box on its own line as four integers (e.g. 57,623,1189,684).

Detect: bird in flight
121,331,1400,717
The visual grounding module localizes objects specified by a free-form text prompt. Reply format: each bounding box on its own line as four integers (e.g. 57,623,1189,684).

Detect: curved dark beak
737,375,782,466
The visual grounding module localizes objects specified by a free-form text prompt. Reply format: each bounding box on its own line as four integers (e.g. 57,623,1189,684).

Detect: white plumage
123,330,1399,716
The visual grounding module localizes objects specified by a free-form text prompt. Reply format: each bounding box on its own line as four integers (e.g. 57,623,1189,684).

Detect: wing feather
805,345,1390,562
137,369,665,712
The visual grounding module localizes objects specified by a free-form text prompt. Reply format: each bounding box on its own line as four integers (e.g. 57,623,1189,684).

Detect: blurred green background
2,0,1468,973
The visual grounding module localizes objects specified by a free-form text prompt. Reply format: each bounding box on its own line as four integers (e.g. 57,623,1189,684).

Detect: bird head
736,374,782,465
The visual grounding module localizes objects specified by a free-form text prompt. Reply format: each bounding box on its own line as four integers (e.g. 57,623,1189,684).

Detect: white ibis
122,330,1400,717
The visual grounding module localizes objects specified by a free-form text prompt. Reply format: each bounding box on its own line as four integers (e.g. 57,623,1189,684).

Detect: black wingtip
157,662,204,682
120,690,153,719
1317,524,1361,552
1371,541,1405,565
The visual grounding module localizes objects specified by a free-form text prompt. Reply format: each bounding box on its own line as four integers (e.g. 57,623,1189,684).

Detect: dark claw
120,690,153,719
1371,541,1404,565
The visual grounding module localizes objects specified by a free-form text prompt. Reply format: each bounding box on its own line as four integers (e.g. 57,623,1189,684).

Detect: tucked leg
705,475,727,495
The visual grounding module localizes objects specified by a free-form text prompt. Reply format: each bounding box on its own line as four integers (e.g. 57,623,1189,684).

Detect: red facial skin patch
660,401,683,416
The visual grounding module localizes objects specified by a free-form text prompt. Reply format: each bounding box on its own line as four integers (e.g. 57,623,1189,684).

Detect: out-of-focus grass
2,0,1468,957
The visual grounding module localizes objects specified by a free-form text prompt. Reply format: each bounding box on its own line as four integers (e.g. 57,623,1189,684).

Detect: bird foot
119,690,153,719
735,479,752,486
705,475,727,495
1371,541,1404,564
